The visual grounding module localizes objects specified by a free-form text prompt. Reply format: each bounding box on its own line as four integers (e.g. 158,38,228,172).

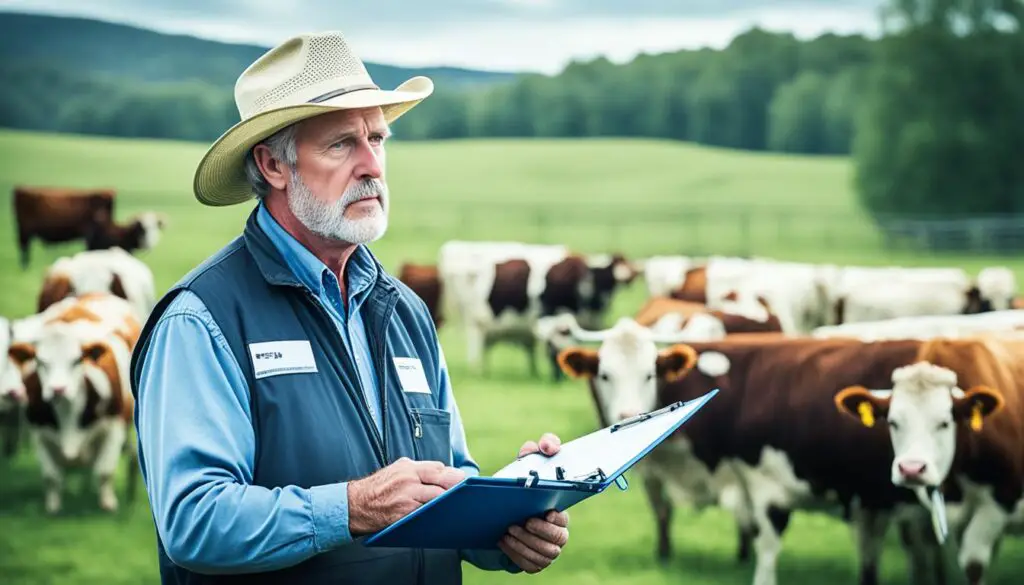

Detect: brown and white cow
397,262,444,328
557,330,940,585
836,335,1024,585
438,240,638,379
38,247,157,321
7,293,140,514
13,186,116,268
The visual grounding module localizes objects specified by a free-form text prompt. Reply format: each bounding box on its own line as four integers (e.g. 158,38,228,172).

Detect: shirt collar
255,202,378,307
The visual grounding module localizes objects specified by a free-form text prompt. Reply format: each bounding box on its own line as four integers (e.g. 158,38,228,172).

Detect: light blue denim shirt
135,203,514,574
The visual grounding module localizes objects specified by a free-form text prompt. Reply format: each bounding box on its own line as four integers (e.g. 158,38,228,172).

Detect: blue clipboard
363,389,719,550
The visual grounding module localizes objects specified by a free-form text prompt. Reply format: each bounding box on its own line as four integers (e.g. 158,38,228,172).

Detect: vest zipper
300,288,387,468
374,290,399,463
412,411,423,438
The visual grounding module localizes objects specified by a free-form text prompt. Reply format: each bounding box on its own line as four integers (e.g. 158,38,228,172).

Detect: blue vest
130,209,463,585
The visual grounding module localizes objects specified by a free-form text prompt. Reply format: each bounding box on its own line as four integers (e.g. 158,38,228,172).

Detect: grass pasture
2,128,1024,584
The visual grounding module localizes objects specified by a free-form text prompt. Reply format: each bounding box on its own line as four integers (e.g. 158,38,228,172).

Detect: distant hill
0,12,521,89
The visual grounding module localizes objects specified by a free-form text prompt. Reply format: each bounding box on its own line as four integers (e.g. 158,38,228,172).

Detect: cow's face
836,362,1003,489
136,212,165,250
557,324,697,424
976,266,1016,311
15,326,111,459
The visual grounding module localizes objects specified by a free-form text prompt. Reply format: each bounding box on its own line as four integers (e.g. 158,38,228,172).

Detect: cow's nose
51,386,67,397
898,460,927,478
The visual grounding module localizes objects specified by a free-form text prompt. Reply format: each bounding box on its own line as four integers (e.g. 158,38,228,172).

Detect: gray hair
243,124,299,199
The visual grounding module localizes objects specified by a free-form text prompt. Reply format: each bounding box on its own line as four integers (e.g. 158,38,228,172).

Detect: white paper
492,393,713,482
393,357,432,394
248,340,318,379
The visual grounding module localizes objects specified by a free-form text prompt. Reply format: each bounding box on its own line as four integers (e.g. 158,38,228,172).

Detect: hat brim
193,76,433,207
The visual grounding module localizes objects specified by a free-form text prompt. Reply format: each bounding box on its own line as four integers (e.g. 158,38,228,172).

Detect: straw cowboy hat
193,31,433,206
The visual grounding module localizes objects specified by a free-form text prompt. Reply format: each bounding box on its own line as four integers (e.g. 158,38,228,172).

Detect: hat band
307,83,380,104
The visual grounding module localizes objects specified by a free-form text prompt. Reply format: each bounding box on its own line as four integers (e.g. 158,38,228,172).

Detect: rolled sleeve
310,482,352,552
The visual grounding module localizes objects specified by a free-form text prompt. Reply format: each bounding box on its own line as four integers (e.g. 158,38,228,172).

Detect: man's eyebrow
322,125,391,144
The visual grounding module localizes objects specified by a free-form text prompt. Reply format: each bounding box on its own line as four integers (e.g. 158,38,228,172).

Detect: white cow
812,310,1024,342
641,255,698,298
8,293,140,513
38,247,156,321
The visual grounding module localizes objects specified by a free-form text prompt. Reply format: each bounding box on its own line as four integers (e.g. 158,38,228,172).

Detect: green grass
1,128,1023,584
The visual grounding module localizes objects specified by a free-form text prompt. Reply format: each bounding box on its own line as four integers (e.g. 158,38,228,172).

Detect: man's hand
348,457,465,535
499,433,571,573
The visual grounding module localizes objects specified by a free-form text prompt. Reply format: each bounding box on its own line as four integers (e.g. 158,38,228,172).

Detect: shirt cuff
310,482,352,552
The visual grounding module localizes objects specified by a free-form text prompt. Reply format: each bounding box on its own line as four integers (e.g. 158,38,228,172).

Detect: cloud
0,0,884,73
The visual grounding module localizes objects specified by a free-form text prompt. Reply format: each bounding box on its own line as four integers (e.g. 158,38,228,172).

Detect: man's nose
898,460,927,479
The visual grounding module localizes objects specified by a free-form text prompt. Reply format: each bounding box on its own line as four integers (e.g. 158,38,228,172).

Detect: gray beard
287,173,389,245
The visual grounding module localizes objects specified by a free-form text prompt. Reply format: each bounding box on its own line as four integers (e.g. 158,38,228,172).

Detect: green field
2,128,1023,585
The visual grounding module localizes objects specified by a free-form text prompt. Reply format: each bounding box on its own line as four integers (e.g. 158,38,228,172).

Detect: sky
0,0,887,74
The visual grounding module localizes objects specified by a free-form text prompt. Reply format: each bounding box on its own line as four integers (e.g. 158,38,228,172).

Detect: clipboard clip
610,400,685,433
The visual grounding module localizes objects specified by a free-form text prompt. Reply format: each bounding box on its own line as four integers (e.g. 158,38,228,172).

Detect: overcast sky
0,0,886,73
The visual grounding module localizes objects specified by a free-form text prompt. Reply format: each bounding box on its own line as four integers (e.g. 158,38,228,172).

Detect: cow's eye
937,420,951,430
888,419,900,431
599,372,609,382
646,373,654,382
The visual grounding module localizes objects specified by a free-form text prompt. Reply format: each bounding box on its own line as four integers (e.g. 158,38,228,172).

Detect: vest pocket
409,407,452,466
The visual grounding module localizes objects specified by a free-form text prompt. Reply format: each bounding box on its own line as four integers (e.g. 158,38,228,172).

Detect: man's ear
8,342,35,365
835,385,891,428
656,344,698,383
557,348,600,379
952,385,1004,432
251,143,291,191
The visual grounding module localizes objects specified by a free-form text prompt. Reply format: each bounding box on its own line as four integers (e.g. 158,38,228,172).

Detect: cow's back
665,336,923,508
13,187,115,236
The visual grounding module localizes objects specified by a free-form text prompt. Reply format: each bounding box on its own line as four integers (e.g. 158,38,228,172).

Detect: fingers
543,509,569,528
538,433,561,456
498,539,542,574
415,463,465,489
509,524,562,559
524,516,570,547
410,483,446,504
517,440,539,458
500,528,557,572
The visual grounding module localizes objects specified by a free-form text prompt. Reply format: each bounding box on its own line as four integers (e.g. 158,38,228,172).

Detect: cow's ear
953,386,1004,432
656,344,698,382
8,342,35,364
81,342,108,364
835,386,890,428
557,348,600,379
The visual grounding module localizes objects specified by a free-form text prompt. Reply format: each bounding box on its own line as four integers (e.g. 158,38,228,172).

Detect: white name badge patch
393,357,431,394
248,340,318,379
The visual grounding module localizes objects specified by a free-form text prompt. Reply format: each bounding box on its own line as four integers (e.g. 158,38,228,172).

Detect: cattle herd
2,186,164,516
7,187,1024,584
398,243,1024,585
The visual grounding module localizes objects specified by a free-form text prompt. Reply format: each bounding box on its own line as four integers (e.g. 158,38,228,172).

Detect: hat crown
235,31,374,120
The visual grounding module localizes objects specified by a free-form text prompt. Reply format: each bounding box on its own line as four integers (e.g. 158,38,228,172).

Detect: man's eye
369,134,386,145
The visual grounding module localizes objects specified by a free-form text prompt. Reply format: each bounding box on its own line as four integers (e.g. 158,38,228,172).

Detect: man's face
288,107,391,244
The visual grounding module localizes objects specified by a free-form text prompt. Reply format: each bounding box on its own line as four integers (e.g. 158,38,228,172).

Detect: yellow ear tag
970,402,984,432
857,401,875,428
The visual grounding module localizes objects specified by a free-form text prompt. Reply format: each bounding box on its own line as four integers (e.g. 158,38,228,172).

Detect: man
130,31,570,584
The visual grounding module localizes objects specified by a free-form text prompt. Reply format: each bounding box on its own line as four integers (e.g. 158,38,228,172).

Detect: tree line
0,0,1020,222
